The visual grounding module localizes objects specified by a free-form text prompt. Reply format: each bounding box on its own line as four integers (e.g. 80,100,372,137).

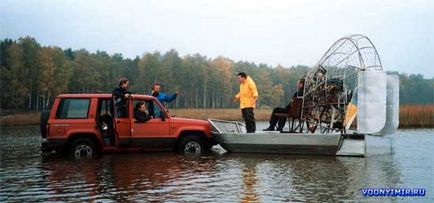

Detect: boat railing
208,119,246,134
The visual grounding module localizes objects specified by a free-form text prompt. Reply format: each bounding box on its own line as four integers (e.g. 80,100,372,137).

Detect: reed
1,105,433,128
170,108,272,121
399,104,434,128
0,111,41,126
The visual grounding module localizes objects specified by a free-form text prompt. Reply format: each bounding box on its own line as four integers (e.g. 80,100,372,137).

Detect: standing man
151,83,178,105
112,78,131,117
149,83,178,117
235,72,259,133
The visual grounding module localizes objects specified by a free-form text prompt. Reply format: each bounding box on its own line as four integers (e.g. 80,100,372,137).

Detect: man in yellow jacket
235,72,259,133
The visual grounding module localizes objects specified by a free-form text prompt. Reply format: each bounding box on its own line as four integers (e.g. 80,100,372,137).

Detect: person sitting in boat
263,78,304,131
134,101,152,123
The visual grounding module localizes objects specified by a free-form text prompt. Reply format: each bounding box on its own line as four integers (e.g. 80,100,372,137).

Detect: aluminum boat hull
214,131,345,156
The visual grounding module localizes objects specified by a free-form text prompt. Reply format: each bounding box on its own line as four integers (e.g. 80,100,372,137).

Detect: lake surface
0,124,433,202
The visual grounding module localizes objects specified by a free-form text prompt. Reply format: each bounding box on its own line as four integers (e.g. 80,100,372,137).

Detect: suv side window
56,98,90,119
99,99,113,117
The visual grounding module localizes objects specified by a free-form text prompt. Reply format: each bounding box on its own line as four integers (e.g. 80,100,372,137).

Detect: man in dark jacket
134,101,152,123
263,79,304,131
112,78,131,117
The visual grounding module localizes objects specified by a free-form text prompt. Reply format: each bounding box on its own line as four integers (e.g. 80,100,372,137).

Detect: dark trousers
242,108,256,133
268,107,289,130
116,105,128,118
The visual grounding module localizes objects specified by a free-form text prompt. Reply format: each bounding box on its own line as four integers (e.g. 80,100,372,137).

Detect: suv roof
58,94,155,100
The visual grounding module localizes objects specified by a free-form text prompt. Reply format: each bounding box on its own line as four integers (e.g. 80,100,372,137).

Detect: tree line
1,37,433,111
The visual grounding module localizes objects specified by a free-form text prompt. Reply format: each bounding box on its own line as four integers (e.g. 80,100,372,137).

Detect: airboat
209,34,399,157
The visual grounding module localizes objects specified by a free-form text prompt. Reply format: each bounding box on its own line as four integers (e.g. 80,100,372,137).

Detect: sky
1,0,433,78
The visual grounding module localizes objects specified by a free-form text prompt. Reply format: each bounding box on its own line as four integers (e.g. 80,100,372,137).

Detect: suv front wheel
179,136,204,155
68,138,97,160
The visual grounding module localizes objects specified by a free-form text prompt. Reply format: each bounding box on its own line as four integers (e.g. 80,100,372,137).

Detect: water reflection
225,155,346,202
38,153,220,202
240,159,259,202
213,153,405,202
1,126,433,202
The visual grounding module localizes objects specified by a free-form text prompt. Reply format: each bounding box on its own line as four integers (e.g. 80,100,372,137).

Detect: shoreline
1,106,433,128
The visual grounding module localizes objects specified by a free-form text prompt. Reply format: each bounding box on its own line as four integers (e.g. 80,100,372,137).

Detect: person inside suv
134,101,152,123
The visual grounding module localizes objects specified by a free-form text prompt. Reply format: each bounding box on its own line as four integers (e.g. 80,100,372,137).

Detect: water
0,124,433,202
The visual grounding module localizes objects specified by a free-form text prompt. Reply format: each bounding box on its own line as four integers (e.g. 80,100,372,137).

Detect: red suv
40,94,215,159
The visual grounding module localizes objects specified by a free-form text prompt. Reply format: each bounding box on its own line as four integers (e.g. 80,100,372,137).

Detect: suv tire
68,138,97,160
40,110,50,138
179,136,204,155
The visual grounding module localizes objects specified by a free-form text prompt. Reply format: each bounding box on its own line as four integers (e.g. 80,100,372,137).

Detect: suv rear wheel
179,136,204,155
40,110,50,138
68,138,97,160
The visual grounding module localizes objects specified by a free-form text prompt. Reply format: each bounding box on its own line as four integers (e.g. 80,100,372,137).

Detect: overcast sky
1,0,433,78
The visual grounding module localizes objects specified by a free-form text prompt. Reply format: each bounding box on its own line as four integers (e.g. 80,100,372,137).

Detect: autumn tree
1,37,432,111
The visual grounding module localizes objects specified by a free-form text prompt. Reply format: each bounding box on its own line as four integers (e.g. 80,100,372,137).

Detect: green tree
39,47,72,108
270,84,284,107
69,49,99,93
2,37,433,111
18,37,41,109
138,52,162,94
1,43,28,109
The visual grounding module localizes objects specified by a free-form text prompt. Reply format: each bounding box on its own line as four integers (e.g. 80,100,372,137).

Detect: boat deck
209,119,366,157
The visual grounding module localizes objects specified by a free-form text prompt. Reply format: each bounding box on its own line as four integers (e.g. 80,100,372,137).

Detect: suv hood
170,117,208,125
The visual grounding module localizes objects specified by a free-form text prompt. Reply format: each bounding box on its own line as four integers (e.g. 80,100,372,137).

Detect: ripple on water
1,126,434,202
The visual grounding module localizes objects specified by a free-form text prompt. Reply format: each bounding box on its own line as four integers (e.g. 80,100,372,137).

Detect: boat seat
275,98,304,133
